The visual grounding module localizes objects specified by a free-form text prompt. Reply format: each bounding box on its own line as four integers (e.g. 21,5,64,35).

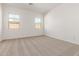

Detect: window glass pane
9,14,20,29
35,18,41,23
9,14,20,19
9,23,19,29
15,15,20,19
35,24,41,29
9,19,14,22
9,19,20,22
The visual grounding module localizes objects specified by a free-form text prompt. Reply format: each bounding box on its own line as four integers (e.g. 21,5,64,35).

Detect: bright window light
9,14,20,29
34,17,42,29
35,24,41,29
9,14,20,19
35,18,41,23
9,23,19,29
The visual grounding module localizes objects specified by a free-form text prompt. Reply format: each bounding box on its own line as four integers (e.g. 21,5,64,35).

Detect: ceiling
3,3,62,14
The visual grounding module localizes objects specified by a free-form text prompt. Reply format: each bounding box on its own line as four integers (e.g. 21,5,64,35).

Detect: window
34,18,42,29
8,14,20,29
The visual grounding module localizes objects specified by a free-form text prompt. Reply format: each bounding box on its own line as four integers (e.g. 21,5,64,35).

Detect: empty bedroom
0,3,79,56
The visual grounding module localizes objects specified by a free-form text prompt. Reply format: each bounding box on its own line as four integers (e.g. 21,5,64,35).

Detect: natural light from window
9,14,20,29
34,17,42,29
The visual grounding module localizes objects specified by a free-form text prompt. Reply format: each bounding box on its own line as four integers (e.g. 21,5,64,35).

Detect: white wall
2,5,44,39
0,4,2,40
44,4,79,45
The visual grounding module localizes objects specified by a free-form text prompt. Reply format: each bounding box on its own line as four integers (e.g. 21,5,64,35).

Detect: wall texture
0,4,2,40
44,4,79,45
2,5,44,39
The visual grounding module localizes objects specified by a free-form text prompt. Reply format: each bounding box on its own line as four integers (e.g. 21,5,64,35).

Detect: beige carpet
0,35,79,56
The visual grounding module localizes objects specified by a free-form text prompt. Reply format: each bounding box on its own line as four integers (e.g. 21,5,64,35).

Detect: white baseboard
45,33,79,45
45,33,62,40
2,34,44,40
